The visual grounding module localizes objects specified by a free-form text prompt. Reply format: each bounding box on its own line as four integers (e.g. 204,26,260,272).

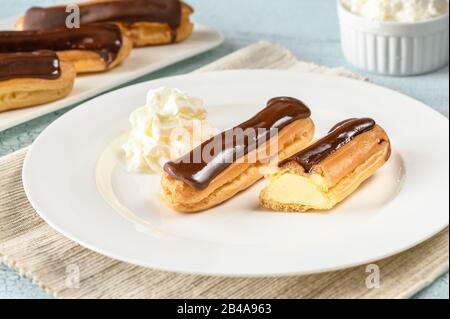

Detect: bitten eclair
259,118,391,212
0,51,76,112
16,0,194,47
1,24,132,74
161,97,316,213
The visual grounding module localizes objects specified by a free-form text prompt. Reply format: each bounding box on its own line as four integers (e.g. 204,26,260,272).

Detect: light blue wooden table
0,0,448,299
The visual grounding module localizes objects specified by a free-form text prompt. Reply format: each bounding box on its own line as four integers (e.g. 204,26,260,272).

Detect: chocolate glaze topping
279,118,376,172
0,51,60,81
164,97,312,190
23,0,182,41
0,24,123,65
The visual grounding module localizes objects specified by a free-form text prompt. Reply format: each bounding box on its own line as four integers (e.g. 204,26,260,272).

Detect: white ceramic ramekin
337,0,449,76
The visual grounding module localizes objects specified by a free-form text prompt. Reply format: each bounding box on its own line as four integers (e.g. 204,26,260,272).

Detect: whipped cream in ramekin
341,0,449,22
122,87,214,173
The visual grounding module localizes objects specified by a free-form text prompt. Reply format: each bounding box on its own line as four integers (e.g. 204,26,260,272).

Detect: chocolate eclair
259,118,391,212
0,51,76,112
1,24,132,73
16,0,194,47
161,97,316,213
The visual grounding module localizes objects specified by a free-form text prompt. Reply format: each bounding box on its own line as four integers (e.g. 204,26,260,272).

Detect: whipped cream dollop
122,87,214,173
341,0,449,22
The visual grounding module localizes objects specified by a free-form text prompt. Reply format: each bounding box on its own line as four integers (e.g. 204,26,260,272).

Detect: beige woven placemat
0,41,448,299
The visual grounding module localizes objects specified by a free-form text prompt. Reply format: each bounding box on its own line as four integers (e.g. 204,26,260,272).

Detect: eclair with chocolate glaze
161,97,315,213
1,24,132,74
0,51,75,112
259,118,391,212
16,0,194,47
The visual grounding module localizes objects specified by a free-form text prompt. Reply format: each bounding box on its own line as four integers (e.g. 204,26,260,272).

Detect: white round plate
23,70,449,276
